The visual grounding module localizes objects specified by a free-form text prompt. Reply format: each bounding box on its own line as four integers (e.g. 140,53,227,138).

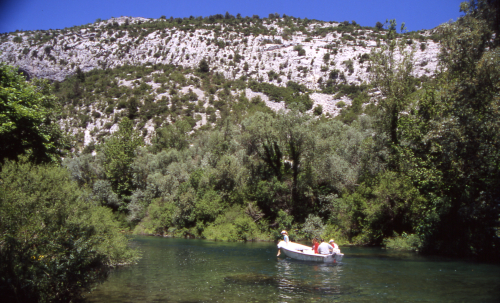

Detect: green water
85,236,500,302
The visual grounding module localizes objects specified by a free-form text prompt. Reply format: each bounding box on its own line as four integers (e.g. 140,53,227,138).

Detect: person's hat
281,230,287,234
329,239,335,243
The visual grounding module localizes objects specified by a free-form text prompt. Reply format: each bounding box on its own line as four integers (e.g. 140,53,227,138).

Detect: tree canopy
0,63,66,164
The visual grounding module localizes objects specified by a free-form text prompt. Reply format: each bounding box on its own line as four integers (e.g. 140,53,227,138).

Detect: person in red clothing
312,237,319,254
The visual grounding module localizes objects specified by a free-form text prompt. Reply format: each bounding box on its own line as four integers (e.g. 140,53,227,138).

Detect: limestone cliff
1,16,439,88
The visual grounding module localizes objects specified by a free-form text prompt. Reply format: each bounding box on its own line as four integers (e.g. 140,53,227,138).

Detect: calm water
85,236,500,302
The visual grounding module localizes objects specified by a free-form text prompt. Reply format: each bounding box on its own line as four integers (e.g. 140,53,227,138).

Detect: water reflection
273,258,350,301
85,237,500,303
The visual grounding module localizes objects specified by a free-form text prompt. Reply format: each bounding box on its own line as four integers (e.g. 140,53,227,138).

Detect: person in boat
281,230,289,244
329,239,341,253
312,237,319,254
318,238,334,255
277,230,289,256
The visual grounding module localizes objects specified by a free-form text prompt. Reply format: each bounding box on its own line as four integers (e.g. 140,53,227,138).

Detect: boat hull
277,241,343,263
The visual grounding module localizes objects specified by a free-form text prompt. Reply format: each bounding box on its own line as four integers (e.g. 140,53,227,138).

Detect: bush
105,105,114,114
313,104,323,116
302,214,325,239
384,232,423,251
359,53,370,64
44,46,52,55
202,206,267,241
274,210,296,240
199,58,210,73
134,197,176,235
248,80,312,111
322,224,349,245
294,45,306,56
323,53,330,63
343,59,354,74
0,160,138,302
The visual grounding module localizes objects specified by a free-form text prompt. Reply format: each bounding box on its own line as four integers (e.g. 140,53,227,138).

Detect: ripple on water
85,237,500,303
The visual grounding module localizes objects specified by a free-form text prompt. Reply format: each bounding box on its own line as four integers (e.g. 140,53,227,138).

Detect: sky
0,0,464,34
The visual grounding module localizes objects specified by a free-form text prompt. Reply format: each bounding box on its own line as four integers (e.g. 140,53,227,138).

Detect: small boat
277,241,343,263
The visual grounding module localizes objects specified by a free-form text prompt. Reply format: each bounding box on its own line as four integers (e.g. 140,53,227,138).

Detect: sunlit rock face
0,16,439,88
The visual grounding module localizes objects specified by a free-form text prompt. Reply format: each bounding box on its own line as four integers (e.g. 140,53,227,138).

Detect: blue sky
0,0,464,34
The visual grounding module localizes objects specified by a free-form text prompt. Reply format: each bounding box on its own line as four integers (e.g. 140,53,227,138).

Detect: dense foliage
0,160,138,302
414,0,500,258
362,0,500,257
64,110,381,242
0,67,138,301
0,63,67,164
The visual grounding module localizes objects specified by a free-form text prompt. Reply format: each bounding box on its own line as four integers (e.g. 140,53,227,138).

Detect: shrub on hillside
313,104,323,116
293,45,306,56
198,58,210,73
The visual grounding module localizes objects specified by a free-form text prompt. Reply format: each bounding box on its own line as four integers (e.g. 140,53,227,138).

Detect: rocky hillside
0,15,442,148
1,16,439,84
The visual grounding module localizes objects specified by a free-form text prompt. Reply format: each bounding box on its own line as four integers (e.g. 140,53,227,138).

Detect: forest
1,1,499,301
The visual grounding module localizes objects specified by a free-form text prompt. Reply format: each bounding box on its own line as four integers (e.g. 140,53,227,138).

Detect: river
84,236,500,302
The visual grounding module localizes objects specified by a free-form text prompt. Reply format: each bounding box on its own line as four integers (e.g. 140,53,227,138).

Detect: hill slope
1,15,441,147
1,16,439,86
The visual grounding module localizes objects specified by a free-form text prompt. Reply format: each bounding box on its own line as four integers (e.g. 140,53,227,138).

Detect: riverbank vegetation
0,65,138,302
1,3,499,301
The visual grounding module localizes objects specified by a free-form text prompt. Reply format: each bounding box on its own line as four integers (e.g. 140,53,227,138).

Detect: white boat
277,241,343,263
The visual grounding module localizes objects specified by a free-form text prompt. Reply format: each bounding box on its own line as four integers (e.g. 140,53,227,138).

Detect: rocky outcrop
0,17,440,89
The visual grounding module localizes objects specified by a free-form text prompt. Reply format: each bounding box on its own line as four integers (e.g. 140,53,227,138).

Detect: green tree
128,96,139,119
386,19,397,39
370,35,417,153
0,64,66,164
460,0,500,46
101,117,143,200
276,110,314,216
415,3,500,259
151,120,191,152
198,58,210,73
242,112,283,181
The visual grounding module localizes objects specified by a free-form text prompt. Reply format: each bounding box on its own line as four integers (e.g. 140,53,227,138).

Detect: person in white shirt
318,239,334,255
